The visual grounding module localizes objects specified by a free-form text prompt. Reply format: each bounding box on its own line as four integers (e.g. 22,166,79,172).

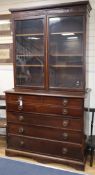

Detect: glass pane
16,19,43,34
48,16,84,89
15,18,44,87
49,66,83,88
49,16,83,33
50,33,83,55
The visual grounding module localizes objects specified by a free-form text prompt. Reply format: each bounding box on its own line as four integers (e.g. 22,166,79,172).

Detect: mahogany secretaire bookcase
5,1,91,170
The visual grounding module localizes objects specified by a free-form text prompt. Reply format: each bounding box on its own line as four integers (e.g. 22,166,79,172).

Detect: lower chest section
6,92,85,162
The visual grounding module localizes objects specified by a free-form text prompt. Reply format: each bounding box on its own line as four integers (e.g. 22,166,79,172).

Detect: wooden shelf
50,53,83,57
51,31,83,35
16,54,44,57
16,33,44,36
17,75,27,78
16,64,44,67
51,65,83,68
17,54,83,58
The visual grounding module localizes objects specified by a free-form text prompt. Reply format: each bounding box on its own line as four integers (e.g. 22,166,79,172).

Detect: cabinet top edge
5,88,91,99
9,1,91,13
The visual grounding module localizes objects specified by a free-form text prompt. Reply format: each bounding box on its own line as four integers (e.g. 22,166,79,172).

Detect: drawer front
7,102,82,117
6,93,83,107
7,135,83,161
6,94,83,117
7,112,82,131
7,124,82,143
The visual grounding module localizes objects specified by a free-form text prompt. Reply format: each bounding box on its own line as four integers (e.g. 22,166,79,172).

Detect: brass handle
62,147,68,154
76,80,80,87
63,109,68,115
63,99,68,106
17,96,23,110
18,127,24,134
62,120,69,127
62,132,69,140
19,115,24,121
20,140,24,146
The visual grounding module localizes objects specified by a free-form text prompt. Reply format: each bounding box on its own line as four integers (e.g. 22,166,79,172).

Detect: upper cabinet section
10,1,91,91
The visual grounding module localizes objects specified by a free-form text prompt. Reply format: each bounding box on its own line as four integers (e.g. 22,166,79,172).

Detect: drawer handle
19,115,24,121
20,141,24,146
63,109,68,115
62,147,68,154
63,99,68,106
17,96,23,110
62,132,69,140
76,80,80,87
62,120,69,127
18,127,24,134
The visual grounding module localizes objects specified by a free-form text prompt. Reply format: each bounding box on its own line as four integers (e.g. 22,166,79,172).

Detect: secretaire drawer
7,112,83,131
7,124,82,143
7,135,83,161
6,93,83,111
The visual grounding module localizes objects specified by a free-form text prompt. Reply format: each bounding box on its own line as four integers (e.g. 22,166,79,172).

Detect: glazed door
15,17,45,88
48,16,84,90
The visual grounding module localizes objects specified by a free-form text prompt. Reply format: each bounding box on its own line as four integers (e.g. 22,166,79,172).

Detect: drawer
6,93,83,107
7,135,83,161
7,102,82,116
6,94,83,115
7,112,83,131
7,124,82,144
43,97,83,107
